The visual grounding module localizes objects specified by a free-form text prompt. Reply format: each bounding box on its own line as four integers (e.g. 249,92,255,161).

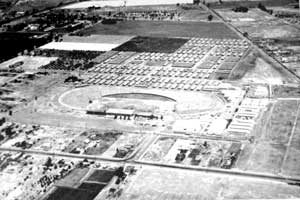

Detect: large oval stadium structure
58,86,225,115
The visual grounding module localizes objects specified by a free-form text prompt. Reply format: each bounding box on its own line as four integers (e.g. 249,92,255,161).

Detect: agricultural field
86,169,116,183
44,186,99,200
113,36,188,53
55,168,90,188
78,20,240,39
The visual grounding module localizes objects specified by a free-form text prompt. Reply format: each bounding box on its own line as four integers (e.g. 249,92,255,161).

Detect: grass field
113,36,188,53
78,20,240,39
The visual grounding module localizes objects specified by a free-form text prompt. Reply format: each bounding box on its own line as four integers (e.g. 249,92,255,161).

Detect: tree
44,157,53,167
258,3,268,12
243,32,249,38
208,14,213,21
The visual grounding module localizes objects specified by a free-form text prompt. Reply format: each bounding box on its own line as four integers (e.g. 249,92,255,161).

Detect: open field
233,20,300,39
62,0,193,9
241,57,289,84
263,100,299,144
113,36,188,53
62,35,135,45
217,8,275,22
208,0,297,8
273,86,300,98
120,167,300,200
0,56,58,71
281,110,300,177
78,20,240,39
246,143,286,174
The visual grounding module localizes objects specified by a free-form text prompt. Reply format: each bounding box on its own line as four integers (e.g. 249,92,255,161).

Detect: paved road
1,146,300,184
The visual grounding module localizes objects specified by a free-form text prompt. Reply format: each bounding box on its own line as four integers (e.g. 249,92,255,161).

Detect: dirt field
241,57,289,84
233,21,300,39
141,137,176,162
78,20,240,39
0,56,58,71
246,142,286,174
62,0,193,9
217,8,275,22
120,167,300,200
273,86,300,98
208,0,296,8
263,100,299,144
62,35,135,45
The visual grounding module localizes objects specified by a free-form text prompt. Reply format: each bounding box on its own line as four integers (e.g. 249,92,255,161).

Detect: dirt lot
78,20,240,39
113,36,188,53
141,137,176,162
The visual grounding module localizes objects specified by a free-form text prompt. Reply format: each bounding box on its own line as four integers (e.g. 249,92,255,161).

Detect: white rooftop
39,42,119,51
